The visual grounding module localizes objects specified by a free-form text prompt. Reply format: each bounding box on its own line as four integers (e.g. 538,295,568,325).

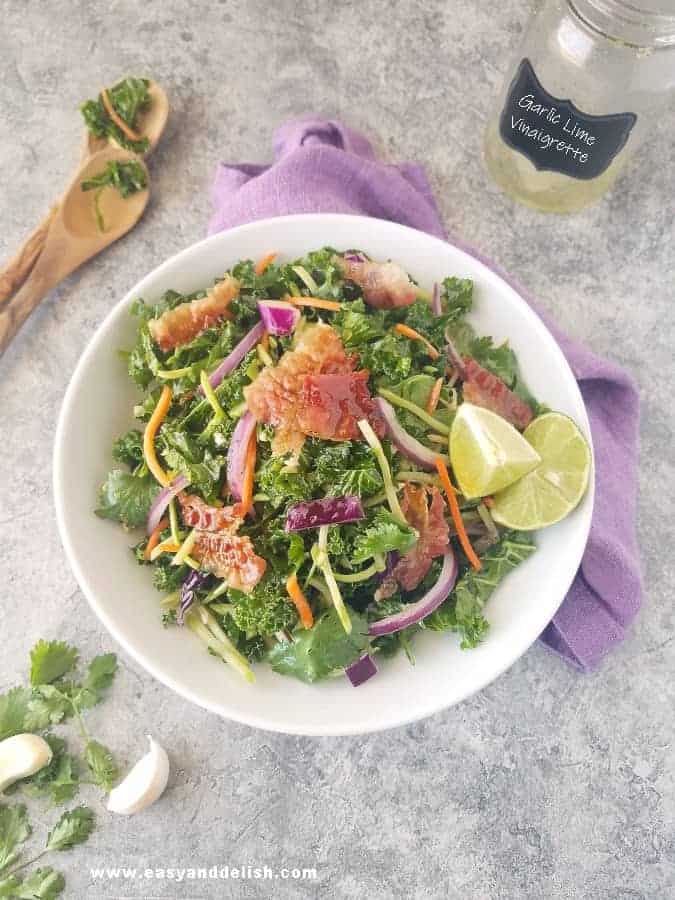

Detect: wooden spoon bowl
0,146,149,353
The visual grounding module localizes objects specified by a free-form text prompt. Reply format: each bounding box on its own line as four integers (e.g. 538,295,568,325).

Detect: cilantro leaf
82,655,117,698
29,643,78,688
0,875,21,897
351,509,418,564
0,689,32,742
268,609,369,683
0,805,31,872
25,688,71,732
45,808,95,853
12,867,65,899
95,469,160,528
23,738,79,807
84,742,118,793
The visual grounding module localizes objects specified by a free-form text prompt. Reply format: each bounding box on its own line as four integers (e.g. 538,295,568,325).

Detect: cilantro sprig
0,641,120,898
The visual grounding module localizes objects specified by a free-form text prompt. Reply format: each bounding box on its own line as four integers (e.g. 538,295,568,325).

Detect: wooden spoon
0,80,167,304
0,146,149,354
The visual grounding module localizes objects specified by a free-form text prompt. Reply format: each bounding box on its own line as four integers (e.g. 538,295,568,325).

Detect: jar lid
573,0,675,45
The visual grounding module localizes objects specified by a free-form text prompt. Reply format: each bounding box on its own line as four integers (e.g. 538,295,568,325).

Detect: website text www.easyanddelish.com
90,864,318,884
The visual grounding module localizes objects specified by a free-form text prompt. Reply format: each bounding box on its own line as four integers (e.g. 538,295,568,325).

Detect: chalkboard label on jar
499,59,637,181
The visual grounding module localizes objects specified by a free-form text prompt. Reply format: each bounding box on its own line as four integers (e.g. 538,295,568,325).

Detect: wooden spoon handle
0,249,65,354
0,206,59,306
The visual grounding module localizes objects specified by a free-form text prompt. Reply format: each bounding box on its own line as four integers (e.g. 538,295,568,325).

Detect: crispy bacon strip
393,485,449,591
191,531,266,592
177,493,244,533
337,256,417,309
149,275,239,352
297,372,383,442
244,323,369,456
462,357,533,430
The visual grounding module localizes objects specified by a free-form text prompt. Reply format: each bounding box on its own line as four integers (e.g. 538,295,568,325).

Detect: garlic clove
107,735,169,815
0,734,53,793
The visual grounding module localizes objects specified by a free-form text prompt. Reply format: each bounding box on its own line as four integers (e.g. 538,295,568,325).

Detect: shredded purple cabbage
345,653,378,687
285,496,365,532
177,569,209,625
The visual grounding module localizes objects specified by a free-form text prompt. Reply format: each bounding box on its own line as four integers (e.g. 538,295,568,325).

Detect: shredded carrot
144,385,172,486
434,457,482,571
149,538,181,561
144,517,170,560
255,252,277,275
426,377,444,414
394,323,440,359
260,332,270,351
286,573,314,629
239,430,257,516
101,88,142,142
288,296,342,312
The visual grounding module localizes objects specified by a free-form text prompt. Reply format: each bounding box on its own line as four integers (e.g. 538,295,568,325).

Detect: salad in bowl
95,246,591,688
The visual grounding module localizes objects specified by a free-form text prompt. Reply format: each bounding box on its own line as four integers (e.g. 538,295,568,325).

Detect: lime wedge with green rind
490,412,591,531
449,403,542,499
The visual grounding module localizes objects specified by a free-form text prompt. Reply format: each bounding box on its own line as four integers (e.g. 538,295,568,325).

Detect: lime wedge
449,403,542,499
491,412,591,531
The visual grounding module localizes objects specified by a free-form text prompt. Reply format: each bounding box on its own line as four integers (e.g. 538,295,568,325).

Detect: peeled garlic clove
107,735,169,815
0,734,53,793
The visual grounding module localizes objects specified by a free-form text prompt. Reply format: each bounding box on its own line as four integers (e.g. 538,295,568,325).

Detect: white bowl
54,214,593,736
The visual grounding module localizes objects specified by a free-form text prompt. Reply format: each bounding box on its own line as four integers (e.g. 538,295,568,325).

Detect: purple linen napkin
208,117,642,672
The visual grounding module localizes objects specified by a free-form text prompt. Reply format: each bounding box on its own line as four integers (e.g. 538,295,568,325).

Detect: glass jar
484,0,675,212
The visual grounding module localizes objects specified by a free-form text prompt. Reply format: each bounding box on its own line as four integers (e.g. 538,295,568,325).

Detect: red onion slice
201,321,265,393
431,282,441,315
257,300,300,336
227,411,256,501
368,550,457,636
285,496,365,532
345,653,378,686
146,473,189,535
374,396,439,471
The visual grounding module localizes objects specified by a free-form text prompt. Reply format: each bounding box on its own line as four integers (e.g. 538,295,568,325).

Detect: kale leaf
441,276,474,317
360,334,412,382
228,573,298,637
112,429,144,470
81,160,147,198
425,531,536,647
256,456,316,509
80,77,151,153
311,441,383,499
333,299,386,348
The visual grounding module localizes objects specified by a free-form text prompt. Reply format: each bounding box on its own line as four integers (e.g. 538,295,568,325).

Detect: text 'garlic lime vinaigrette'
484,0,675,212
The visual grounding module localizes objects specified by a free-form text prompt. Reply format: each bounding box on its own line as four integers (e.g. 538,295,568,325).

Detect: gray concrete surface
1,2,673,898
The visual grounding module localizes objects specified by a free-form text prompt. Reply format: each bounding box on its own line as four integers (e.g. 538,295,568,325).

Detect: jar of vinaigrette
484,0,675,212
